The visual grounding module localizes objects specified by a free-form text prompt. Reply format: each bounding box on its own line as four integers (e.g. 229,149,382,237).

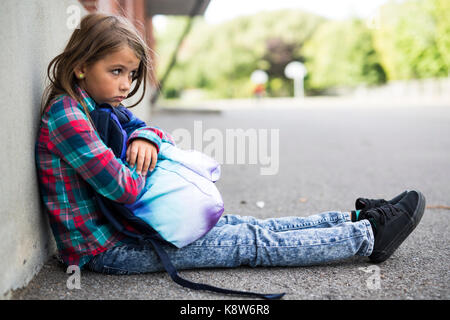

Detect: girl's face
75,46,141,107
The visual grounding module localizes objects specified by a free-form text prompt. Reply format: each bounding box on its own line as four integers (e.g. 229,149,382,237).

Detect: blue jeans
86,211,374,274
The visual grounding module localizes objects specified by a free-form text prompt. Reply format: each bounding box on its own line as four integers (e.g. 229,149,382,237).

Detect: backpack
89,103,285,300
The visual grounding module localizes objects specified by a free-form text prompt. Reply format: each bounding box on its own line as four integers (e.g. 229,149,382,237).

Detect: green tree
432,0,450,74
155,10,325,98
302,19,386,91
155,2,448,99
373,0,448,80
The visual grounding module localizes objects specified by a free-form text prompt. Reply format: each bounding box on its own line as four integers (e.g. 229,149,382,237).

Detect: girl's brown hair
40,12,156,121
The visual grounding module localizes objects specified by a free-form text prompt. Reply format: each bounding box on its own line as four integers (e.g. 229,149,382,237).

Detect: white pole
285,62,306,99
294,77,304,98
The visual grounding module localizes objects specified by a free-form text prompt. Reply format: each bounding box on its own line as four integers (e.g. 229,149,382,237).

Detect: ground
14,98,450,300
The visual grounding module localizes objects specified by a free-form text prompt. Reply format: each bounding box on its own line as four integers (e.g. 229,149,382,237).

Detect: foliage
432,0,450,72
302,19,386,90
372,0,449,80
155,10,325,98
154,1,450,99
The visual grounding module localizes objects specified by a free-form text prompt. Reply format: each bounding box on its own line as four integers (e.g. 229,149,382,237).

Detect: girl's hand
126,138,158,177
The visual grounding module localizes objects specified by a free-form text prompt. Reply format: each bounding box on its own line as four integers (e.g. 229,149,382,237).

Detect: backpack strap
90,105,127,160
94,192,285,299
146,237,285,300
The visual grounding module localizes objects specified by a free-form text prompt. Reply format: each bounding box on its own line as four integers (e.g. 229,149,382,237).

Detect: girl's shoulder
45,93,84,118
51,93,66,105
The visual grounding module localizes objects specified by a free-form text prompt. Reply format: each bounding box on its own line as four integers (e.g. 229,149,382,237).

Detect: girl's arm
47,99,145,204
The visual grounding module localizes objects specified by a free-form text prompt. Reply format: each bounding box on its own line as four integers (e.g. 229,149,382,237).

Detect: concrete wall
353,77,450,101
0,0,152,299
0,0,80,299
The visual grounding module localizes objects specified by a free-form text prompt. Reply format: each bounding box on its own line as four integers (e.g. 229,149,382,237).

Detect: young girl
36,13,425,295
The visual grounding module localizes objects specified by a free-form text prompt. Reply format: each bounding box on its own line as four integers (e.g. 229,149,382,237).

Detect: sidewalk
155,95,450,112
11,208,450,300
12,99,450,300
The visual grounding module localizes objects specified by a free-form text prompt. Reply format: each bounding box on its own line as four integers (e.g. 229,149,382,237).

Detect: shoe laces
361,203,405,226
362,198,388,208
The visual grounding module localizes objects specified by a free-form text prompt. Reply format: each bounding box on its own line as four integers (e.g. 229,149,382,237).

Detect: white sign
284,61,307,79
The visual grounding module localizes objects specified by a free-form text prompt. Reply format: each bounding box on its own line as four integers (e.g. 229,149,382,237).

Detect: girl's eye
112,69,137,78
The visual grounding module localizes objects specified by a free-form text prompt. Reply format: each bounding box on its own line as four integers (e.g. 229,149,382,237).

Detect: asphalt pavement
13,98,450,300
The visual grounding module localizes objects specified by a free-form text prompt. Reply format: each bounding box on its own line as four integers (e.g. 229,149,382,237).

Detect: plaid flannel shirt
35,85,174,268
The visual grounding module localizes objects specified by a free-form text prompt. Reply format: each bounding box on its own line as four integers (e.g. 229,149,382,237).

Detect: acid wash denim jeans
86,211,374,275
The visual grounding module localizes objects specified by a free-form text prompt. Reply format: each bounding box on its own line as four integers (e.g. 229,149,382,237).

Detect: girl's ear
74,64,87,80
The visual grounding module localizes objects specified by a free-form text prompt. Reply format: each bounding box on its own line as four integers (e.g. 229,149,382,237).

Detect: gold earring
79,74,85,79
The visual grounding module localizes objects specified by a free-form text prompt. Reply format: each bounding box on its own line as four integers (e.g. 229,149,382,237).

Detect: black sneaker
360,190,426,263
355,190,408,212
